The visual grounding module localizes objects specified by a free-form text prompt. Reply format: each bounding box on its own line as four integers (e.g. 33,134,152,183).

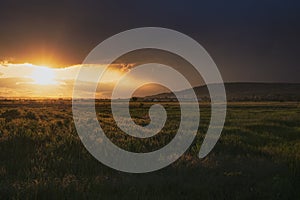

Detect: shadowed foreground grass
0,101,299,199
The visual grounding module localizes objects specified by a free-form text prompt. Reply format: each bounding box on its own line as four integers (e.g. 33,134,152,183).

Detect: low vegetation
0,100,299,199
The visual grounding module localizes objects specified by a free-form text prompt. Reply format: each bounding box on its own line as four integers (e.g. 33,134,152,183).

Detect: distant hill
145,83,300,101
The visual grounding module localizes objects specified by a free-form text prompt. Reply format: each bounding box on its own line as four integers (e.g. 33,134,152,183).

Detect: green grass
0,101,299,199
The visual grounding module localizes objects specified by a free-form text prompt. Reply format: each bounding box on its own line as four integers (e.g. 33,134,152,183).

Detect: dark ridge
145,82,300,102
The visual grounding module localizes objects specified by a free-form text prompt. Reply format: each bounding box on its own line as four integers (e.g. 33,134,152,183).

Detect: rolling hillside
145,83,300,101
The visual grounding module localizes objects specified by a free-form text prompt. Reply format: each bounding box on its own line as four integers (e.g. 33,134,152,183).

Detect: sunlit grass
0,101,299,199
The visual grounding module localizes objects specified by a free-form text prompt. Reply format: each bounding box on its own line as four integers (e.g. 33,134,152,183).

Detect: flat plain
0,100,299,199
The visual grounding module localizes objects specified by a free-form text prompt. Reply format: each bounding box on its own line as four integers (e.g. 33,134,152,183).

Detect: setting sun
30,66,57,85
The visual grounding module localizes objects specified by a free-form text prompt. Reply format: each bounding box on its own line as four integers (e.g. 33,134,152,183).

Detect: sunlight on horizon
0,62,187,98
29,66,58,85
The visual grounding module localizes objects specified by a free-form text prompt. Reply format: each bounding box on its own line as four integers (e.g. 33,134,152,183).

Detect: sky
0,0,300,98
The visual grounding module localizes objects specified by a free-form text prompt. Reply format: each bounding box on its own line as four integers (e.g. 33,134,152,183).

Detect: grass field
0,100,300,199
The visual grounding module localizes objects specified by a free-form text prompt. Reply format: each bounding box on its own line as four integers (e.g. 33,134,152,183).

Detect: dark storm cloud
0,0,299,82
